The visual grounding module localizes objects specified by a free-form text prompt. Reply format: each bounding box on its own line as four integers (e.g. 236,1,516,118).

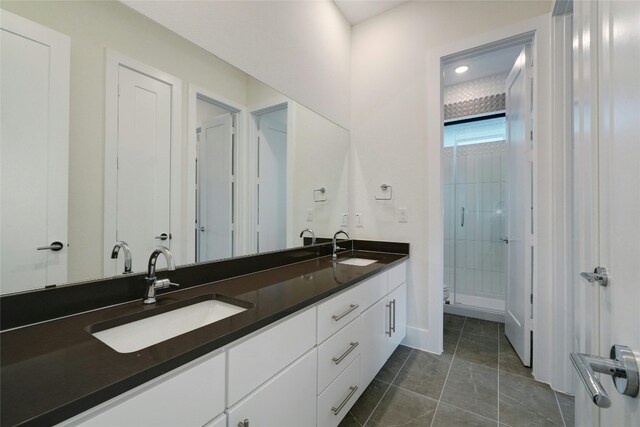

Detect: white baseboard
402,325,442,355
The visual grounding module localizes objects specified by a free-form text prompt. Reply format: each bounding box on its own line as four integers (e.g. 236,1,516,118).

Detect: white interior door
574,1,640,424
256,109,287,253
504,47,533,367
114,66,172,274
0,11,69,293
197,114,234,262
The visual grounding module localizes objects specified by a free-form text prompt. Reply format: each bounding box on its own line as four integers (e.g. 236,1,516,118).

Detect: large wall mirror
0,1,349,295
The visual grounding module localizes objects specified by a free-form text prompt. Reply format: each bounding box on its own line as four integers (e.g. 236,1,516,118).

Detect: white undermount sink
338,258,378,267
91,296,251,353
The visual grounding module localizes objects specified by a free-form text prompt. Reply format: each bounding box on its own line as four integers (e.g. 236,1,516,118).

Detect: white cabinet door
360,297,389,385
227,349,317,427
388,283,407,357
0,10,69,292
63,351,226,427
203,413,226,427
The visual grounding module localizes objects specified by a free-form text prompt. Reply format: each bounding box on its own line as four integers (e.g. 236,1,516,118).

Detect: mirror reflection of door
196,105,236,262
254,106,288,253
0,11,69,293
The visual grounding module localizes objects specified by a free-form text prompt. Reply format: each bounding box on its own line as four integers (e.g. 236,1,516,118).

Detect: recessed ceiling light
455,65,469,74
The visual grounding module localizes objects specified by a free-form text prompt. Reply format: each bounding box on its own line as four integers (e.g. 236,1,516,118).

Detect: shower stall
443,116,507,321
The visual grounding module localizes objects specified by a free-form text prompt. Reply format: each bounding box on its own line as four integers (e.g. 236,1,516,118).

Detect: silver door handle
37,241,64,251
332,341,359,364
500,237,509,244
580,266,608,286
570,344,639,408
237,419,249,427
154,233,170,241
386,302,392,337
461,207,465,227
331,385,358,415
391,299,396,333
332,304,359,321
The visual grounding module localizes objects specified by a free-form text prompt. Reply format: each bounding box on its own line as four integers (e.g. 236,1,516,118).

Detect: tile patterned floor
339,315,575,427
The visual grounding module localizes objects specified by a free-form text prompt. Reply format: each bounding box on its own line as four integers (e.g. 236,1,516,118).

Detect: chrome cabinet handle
391,299,396,333
570,344,639,408
37,241,64,251
154,233,170,240
332,341,359,365
461,207,465,227
499,237,509,244
580,266,609,287
386,302,392,337
332,304,359,321
331,385,359,415
237,419,249,427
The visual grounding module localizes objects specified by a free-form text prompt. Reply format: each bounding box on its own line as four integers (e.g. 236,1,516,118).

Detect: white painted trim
186,84,246,262
104,50,183,275
0,10,70,286
426,14,556,384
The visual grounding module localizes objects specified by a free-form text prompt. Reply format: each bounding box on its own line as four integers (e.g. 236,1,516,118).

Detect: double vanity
1,240,409,427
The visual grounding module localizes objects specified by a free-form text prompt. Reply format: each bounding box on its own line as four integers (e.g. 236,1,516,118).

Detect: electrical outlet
341,213,348,227
399,208,408,223
306,208,313,221
355,213,363,227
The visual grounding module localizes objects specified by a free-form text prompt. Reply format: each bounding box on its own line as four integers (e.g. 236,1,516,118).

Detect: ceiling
333,0,410,25
443,45,524,86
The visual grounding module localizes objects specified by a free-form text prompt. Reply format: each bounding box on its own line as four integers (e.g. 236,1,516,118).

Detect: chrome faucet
143,246,178,304
332,230,350,259
300,228,316,245
111,241,132,274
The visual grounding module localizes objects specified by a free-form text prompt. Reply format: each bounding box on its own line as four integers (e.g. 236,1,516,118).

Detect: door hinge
530,293,533,304
117,84,120,97
530,130,533,140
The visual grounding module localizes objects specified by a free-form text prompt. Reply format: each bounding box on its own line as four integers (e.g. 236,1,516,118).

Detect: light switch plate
341,213,348,226
399,208,408,223
355,213,363,227
306,209,313,221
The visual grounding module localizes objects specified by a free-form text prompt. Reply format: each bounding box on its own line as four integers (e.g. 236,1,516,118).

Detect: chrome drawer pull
237,419,249,427
386,302,392,337
332,304,359,321
332,341,359,365
391,299,396,333
331,385,359,415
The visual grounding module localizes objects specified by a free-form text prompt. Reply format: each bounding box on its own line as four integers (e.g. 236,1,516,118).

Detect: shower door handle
461,207,465,227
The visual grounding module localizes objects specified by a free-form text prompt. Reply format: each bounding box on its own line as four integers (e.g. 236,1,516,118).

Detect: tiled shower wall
444,141,507,300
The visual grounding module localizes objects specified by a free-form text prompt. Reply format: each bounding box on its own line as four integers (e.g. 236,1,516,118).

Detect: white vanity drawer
387,262,406,292
317,317,361,394
62,350,225,427
359,272,387,309
227,307,316,406
317,356,361,427
317,284,363,344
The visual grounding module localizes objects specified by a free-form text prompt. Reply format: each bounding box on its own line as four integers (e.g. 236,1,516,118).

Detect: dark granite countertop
1,249,408,426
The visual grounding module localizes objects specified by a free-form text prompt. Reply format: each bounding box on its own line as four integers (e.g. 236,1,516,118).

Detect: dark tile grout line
429,316,467,427
361,346,415,427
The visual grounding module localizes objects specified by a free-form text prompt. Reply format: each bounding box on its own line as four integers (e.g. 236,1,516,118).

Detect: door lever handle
37,241,64,251
580,266,608,286
570,344,639,408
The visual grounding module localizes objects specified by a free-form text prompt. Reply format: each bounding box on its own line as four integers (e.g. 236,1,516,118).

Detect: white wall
122,0,351,130
350,0,551,352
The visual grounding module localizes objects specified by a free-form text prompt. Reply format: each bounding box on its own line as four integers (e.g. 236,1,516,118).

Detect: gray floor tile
444,327,462,356
463,318,500,337
365,386,438,427
441,358,498,420
456,330,499,369
392,350,452,399
499,371,563,426
445,313,466,331
555,391,575,427
375,345,412,383
432,403,497,427
499,333,533,378
338,379,389,427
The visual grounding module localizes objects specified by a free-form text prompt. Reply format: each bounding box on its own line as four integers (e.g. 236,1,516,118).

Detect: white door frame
186,84,246,263
0,10,70,289
104,50,183,273
426,15,563,387
247,100,295,254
